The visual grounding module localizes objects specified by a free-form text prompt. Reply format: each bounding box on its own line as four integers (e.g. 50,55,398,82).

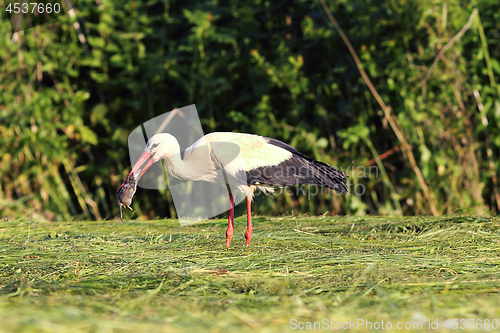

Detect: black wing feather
245,137,349,194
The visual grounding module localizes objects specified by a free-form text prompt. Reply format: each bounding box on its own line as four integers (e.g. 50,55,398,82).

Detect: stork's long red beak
119,151,155,189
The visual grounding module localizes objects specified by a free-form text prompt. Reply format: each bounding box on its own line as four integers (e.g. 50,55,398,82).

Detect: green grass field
1,215,500,332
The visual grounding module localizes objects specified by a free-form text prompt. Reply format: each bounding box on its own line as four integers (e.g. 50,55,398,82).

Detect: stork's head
125,133,180,181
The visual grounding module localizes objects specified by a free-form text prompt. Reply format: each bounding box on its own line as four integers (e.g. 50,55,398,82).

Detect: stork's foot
226,225,234,248
244,228,252,246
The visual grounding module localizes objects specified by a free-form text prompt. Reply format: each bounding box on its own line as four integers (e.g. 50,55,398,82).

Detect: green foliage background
1,0,499,221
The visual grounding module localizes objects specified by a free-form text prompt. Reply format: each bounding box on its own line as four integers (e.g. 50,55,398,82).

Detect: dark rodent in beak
116,172,138,222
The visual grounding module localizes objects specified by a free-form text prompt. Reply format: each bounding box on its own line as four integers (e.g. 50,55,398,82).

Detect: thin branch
155,108,182,135
318,0,389,112
318,0,439,215
419,9,478,99
367,146,402,166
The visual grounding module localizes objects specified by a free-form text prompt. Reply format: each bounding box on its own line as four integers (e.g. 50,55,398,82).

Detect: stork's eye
145,142,159,153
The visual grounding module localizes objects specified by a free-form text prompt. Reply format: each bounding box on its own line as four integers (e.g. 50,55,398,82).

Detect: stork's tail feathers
306,159,348,193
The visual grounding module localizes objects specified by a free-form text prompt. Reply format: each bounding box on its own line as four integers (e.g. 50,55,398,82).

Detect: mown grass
0,215,500,332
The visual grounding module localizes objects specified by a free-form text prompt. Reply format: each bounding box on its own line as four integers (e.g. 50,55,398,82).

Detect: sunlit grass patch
1,215,499,332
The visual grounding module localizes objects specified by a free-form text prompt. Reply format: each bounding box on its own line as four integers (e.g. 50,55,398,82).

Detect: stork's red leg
226,192,235,248
244,196,253,246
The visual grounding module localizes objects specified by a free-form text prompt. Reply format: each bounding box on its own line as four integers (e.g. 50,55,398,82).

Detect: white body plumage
120,131,348,247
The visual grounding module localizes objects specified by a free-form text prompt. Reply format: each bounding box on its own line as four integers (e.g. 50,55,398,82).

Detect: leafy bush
0,0,499,220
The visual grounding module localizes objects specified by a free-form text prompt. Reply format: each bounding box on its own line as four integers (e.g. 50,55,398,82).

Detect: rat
116,172,138,222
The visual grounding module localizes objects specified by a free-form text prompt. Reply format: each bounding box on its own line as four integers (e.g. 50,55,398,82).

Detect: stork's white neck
162,149,188,180
145,133,216,182
161,146,215,182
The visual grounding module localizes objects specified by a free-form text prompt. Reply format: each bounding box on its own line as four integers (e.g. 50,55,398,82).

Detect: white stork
122,132,348,248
